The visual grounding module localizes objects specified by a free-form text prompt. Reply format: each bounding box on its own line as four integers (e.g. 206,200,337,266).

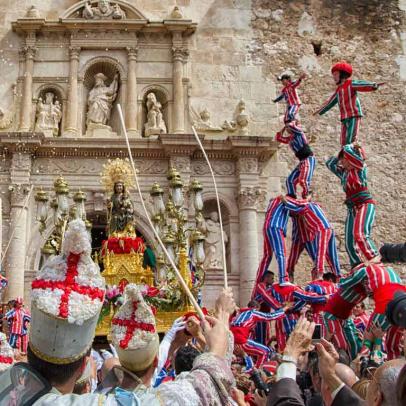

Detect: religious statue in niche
35,92,62,136
222,99,250,135
144,92,167,137
107,181,135,236
201,211,228,270
83,0,126,19
86,72,119,129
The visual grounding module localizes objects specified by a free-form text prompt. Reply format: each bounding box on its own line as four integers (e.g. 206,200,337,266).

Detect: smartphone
312,324,322,343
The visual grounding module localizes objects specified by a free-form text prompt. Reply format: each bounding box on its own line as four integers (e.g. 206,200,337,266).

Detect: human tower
230,61,406,368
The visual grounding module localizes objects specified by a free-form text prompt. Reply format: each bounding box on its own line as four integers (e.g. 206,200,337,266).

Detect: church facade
0,0,284,307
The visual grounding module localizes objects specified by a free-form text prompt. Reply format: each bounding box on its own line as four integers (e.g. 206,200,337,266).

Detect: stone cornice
0,132,278,161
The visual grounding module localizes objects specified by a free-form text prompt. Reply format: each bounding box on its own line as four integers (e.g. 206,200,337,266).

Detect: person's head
27,346,89,388
209,211,219,222
396,364,406,406
331,61,352,85
337,349,351,367
305,309,314,322
322,272,337,283
335,363,359,387
114,181,124,194
94,72,107,87
366,358,406,406
98,0,110,14
174,345,200,375
279,74,291,86
353,302,366,317
262,271,275,285
247,300,260,311
352,378,371,400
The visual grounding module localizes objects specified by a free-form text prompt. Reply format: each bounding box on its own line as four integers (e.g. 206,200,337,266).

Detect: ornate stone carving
35,92,62,137
170,6,184,19
22,46,37,60
82,1,126,19
86,72,119,130
170,156,190,173
238,187,265,210
144,92,167,137
193,161,235,176
189,106,222,132
237,158,258,174
25,6,41,18
9,184,31,207
0,108,13,130
222,99,250,135
201,211,228,271
172,47,189,62
11,154,31,171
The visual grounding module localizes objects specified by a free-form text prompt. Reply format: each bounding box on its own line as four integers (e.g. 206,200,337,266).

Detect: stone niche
12,0,196,138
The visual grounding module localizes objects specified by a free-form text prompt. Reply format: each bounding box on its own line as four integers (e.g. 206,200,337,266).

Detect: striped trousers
286,156,316,199
284,104,300,123
341,117,361,146
288,230,341,279
241,339,270,368
9,333,28,353
259,227,289,284
275,315,297,352
345,202,378,267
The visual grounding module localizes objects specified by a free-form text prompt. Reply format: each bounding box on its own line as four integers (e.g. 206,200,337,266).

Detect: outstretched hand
202,315,228,358
283,317,315,360
315,338,339,379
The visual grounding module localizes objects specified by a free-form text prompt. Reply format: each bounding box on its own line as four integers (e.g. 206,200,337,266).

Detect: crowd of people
0,60,405,406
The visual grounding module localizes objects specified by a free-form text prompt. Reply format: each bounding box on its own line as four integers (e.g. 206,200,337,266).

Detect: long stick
1,185,34,266
191,126,228,289
116,105,204,319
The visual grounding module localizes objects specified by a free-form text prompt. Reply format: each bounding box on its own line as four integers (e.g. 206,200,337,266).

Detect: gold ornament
100,158,135,193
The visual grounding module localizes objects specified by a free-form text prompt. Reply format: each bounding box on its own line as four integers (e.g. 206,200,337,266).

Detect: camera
379,243,406,263
386,291,406,328
312,324,322,343
250,369,271,396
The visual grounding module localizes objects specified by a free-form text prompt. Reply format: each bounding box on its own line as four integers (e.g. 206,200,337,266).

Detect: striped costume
323,268,366,359
316,79,380,146
6,307,31,353
339,262,406,359
256,197,290,285
353,311,369,333
257,283,327,351
230,307,285,368
326,144,378,266
274,78,302,123
275,122,316,199
283,198,341,279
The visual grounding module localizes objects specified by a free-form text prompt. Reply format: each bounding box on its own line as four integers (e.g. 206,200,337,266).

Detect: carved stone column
126,47,138,135
19,46,36,131
65,47,81,134
238,187,262,306
172,33,187,134
5,184,31,301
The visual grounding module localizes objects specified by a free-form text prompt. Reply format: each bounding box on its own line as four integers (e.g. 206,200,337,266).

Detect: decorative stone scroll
238,187,266,210
82,1,126,19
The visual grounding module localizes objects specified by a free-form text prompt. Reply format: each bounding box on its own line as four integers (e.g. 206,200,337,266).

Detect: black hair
73,379,90,395
174,345,201,375
339,71,351,82
337,349,351,366
279,74,291,81
27,346,89,386
323,272,337,283
247,300,260,308
261,271,274,281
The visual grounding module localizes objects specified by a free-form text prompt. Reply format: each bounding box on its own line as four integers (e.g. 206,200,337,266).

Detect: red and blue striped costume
275,123,316,199
230,307,285,368
353,311,369,333
283,198,341,279
6,306,31,353
316,79,379,146
256,283,326,351
326,145,378,267
256,197,290,285
339,262,406,359
305,280,337,326
274,78,302,123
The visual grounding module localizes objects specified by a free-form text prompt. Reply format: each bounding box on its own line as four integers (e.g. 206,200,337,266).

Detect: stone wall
251,0,406,280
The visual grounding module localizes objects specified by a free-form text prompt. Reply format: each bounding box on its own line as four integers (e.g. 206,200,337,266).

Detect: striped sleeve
273,93,285,103
292,79,302,88
351,80,379,92
276,131,290,144
256,284,281,309
339,268,366,290
282,197,307,213
252,308,285,322
326,156,344,179
342,144,365,170
316,92,338,115
293,289,327,304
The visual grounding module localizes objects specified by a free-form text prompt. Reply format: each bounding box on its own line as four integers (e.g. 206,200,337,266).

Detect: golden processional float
34,158,207,334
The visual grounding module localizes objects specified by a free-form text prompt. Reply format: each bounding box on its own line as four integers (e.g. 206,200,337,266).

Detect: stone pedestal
85,123,117,138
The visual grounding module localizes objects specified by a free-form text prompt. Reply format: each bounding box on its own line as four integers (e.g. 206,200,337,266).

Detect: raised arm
325,156,344,180
275,130,291,144
315,92,338,116
273,93,285,103
282,196,308,214
339,267,366,291
351,79,380,92
256,284,282,310
293,288,327,304
252,308,285,322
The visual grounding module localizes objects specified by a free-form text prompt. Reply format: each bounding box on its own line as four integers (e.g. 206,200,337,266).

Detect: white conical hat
111,284,159,372
0,333,14,372
30,219,105,364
